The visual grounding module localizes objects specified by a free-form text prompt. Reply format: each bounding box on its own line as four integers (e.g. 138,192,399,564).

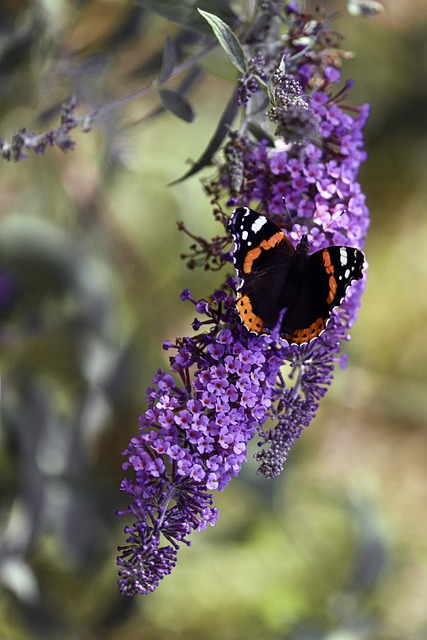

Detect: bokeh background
1,1,426,639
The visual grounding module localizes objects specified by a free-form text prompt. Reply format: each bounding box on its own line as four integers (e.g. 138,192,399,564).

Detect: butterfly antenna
281,197,306,243
305,208,347,249
281,197,295,227
281,197,347,246
323,208,347,234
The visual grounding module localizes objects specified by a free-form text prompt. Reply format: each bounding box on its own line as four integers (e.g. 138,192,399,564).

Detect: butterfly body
228,206,365,345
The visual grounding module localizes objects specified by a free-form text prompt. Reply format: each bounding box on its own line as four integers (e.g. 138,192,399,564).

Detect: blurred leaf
159,35,176,85
159,88,195,122
170,89,238,184
0,557,38,604
0,4,40,96
198,8,247,73
0,215,79,298
135,0,238,33
243,9,271,42
131,66,203,127
2,382,51,554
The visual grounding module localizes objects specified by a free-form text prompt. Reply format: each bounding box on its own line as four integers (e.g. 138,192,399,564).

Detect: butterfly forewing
229,207,294,274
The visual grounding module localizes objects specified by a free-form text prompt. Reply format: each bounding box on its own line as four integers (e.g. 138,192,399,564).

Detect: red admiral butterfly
228,206,365,345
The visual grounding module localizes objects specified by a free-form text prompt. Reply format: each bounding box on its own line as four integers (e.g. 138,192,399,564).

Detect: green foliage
198,9,247,73
159,88,195,122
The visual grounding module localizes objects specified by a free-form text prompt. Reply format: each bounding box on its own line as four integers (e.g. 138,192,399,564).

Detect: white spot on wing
251,216,267,233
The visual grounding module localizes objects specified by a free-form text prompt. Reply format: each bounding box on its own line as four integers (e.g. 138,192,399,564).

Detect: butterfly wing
229,207,295,333
280,245,365,344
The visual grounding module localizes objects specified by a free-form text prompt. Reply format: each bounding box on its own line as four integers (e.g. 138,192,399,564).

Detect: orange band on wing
288,316,327,345
236,293,264,334
322,249,337,305
243,231,285,274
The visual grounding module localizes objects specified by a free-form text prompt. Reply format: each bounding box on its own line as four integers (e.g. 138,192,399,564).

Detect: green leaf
135,0,238,34
170,90,238,185
159,89,195,122
159,36,176,85
197,9,247,73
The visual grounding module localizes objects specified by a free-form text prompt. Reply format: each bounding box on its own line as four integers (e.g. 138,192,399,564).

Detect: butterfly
228,206,365,345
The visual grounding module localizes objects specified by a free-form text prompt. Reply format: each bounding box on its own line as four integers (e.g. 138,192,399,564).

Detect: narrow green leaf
197,9,247,73
170,90,238,185
159,89,195,123
159,36,176,85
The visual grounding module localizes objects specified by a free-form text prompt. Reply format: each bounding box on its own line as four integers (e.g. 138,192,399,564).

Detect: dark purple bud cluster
237,51,268,106
0,95,79,161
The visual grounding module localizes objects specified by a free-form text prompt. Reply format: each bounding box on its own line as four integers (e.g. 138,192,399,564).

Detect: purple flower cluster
117,3,371,596
255,313,355,477
117,289,288,595
224,83,370,256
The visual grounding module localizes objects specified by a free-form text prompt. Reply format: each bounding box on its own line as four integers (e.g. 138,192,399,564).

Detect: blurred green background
0,1,426,639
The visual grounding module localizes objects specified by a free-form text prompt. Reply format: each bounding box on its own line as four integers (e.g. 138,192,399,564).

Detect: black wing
279,245,365,344
229,207,296,332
